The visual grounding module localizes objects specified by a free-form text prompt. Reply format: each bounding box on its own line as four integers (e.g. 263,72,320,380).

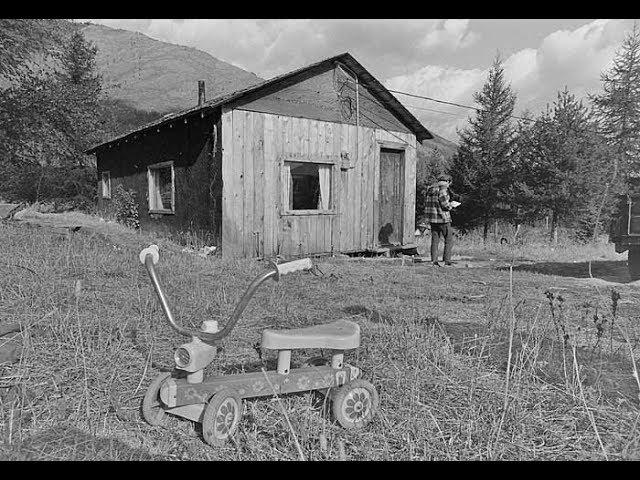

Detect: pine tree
60,31,101,88
591,22,640,191
512,88,609,242
450,55,517,240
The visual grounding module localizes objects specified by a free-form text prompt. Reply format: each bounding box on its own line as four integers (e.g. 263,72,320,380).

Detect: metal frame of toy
138,245,379,447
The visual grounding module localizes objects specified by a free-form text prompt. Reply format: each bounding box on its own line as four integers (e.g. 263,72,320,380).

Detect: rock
0,323,24,365
0,333,23,365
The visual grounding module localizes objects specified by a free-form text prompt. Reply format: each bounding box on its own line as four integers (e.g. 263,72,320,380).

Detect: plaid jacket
424,183,452,224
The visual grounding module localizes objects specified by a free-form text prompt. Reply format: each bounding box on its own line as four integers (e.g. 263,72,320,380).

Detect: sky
80,19,638,141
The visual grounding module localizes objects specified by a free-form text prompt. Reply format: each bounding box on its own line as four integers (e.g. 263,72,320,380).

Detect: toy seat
261,319,360,351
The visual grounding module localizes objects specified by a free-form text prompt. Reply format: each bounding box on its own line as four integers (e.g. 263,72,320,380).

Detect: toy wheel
142,372,171,426
331,379,379,429
202,389,243,447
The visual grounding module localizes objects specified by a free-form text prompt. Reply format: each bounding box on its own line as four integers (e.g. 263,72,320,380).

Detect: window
148,162,175,213
101,171,111,199
283,161,332,213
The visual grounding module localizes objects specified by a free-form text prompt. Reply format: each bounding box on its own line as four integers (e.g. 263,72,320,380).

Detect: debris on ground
181,245,218,257
0,203,26,221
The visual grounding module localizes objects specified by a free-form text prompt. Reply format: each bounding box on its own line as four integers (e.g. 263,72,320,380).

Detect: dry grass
1,217,640,460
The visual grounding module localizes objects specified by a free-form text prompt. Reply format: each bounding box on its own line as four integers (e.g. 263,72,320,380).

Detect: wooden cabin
87,53,433,259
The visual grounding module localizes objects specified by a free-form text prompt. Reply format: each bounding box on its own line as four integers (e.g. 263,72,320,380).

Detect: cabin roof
86,52,432,154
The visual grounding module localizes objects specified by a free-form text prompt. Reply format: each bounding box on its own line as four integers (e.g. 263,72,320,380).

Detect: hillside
79,22,264,115
80,22,459,150
2,20,457,152
424,132,458,157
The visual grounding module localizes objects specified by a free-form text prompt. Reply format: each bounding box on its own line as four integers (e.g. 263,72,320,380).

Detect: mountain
422,133,458,159
78,22,264,115
80,22,459,153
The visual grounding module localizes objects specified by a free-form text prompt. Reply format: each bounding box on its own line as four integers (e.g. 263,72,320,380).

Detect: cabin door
378,148,405,246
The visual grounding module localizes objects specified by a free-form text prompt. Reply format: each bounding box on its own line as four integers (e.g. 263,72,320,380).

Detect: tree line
419,23,640,243
0,19,163,210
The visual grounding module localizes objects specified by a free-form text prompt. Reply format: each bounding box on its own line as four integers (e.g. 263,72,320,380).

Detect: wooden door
378,148,405,245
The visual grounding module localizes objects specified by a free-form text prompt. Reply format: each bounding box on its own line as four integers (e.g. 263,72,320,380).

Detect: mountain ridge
79,22,264,115
81,22,457,157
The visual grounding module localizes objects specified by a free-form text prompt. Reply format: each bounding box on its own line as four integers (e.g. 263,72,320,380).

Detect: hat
437,173,452,182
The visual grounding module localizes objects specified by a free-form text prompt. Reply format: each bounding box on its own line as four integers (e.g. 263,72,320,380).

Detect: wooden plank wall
221,108,416,258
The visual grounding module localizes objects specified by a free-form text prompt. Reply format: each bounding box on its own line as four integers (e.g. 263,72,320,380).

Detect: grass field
1,212,640,460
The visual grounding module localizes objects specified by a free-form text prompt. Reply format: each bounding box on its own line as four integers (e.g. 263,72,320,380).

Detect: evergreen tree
450,55,517,240
591,22,640,192
512,88,609,242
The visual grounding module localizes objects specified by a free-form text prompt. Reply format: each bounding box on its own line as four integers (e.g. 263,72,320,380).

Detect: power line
388,87,612,136
344,83,608,137
403,103,471,118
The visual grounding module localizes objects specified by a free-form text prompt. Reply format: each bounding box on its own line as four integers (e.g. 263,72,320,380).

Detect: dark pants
430,222,453,263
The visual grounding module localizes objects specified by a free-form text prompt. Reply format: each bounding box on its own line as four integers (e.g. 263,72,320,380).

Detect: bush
0,163,97,211
112,184,139,229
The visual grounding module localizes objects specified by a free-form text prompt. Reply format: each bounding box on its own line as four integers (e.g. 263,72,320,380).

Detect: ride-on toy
138,245,379,447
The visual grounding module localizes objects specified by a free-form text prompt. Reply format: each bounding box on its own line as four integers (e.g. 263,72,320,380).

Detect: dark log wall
95,112,223,244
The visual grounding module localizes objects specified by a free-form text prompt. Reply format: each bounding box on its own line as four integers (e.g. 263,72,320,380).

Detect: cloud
420,19,479,50
79,18,635,142
79,19,478,80
384,19,634,140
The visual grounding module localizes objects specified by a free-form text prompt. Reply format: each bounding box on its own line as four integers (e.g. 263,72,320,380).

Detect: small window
283,161,332,212
148,162,175,214
101,171,111,199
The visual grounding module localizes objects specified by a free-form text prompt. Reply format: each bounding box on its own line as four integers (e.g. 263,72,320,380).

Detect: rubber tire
201,389,243,447
629,246,640,281
331,379,379,430
142,372,172,426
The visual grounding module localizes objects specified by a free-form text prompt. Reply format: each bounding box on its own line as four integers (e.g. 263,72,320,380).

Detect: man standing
424,174,458,266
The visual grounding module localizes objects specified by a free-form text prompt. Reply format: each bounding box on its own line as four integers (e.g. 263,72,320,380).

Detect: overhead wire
338,82,609,137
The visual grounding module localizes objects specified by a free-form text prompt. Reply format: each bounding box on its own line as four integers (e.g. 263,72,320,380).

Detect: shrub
112,184,139,229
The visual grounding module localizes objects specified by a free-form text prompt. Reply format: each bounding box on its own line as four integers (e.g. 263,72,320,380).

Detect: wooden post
198,80,206,106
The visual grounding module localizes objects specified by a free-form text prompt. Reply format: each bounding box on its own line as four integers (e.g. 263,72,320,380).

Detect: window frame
147,161,175,215
280,156,337,216
101,170,111,199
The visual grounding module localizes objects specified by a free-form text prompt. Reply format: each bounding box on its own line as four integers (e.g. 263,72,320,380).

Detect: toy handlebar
138,245,313,344
270,257,313,280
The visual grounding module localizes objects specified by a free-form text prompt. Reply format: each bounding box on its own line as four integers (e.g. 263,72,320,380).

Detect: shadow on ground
342,305,393,324
423,316,640,405
0,425,166,460
498,260,633,284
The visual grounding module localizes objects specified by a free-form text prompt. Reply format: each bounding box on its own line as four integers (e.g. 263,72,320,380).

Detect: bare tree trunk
483,216,490,243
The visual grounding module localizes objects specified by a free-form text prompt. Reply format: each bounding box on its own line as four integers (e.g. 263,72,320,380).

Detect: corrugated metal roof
86,52,432,154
